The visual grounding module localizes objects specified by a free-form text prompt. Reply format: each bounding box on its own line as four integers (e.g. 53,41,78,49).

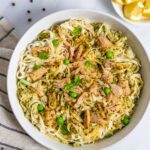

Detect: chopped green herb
113,79,117,84
72,26,82,36
84,60,93,67
106,51,113,59
69,92,78,98
64,83,75,91
75,139,80,142
105,131,113,138
104,87,111,95
38,51,49,59
20,79,29,87
102,60,106,65
122,116,130,125
37,104,45,112
33,64,41,70
52,39,59,46
64,76,81,92
73,76,80,85
64,59,70,65
61,124,69,135
56,116,64,126
38,32,50,40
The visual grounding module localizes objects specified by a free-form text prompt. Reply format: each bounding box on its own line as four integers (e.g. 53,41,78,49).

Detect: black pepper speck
27,10,31,13
28,18,32,22
11,2,15,6
42,8,46,11
30,0,33,3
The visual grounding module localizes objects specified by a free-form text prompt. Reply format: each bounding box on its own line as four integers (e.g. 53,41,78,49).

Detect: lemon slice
143,0,150,17
123,1,144,21
113,0,124,5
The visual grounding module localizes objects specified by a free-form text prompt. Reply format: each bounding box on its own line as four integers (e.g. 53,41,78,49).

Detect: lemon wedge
123,1,144,21
113,0,124,5
113,0,142,5
143,0,150,17
123,0,140,4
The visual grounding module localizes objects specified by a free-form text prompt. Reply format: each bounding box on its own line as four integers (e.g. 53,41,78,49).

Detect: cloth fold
0,17,47,150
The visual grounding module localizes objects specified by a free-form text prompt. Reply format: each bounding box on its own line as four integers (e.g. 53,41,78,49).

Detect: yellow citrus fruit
123,0,140,4
143,0,150,17
113,0,143,5
113,0,124,5
123,1,144,21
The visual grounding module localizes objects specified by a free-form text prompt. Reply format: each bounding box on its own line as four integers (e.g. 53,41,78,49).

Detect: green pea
74,75,80,85
38,32,50,40
64,83,75,91
122,116,130,125
20,79,29,87
56,116,64,126
61,124,69,135
69,92,78,98
84,60,93,67
72,26,82,36
64,59,70,65
106,51,113,59
37,104,45,112
104,87,111,95
38,51,49,59
33,64,41,70
52,39,59,46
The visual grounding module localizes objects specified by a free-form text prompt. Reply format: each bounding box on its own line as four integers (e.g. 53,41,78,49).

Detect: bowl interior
7,10,150,150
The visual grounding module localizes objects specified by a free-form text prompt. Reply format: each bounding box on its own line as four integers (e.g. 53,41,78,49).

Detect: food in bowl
113,0,150,22
16,18,143,147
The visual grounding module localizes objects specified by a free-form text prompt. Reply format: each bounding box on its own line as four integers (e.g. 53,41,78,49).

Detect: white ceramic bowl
111,0,150,26
7,9,150,150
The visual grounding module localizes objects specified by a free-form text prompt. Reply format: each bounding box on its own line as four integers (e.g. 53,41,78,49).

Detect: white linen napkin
0,17,48,150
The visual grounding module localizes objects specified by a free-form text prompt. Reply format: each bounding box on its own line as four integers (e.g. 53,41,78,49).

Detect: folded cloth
0,17,47,150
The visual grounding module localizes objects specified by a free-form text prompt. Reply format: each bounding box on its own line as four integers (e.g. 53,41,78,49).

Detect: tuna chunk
111,84,123,97
63,40,72,47
53,78,71,89
71,67,81,76
90,112,107,126
75,45,84,60
30,66,47,81
90,83,99,96
118,80,131,96
69,61,83,68
107,93,119,104
63,40,75,60
102,70,113,84
83,110,90,128
99,35,112,49
29,87,44,97
74,92,88,108
72,86,83,94
64,93,73,102
104,60,114,68
43,108,56,127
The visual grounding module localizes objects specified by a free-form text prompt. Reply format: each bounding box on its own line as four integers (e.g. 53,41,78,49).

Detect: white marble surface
0,0,150,150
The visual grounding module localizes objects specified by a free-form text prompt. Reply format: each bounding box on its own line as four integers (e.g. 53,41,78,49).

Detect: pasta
16,19,143,147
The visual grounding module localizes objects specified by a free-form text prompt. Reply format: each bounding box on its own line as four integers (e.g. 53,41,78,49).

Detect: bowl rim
7,9,150,150
111,0,150,26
